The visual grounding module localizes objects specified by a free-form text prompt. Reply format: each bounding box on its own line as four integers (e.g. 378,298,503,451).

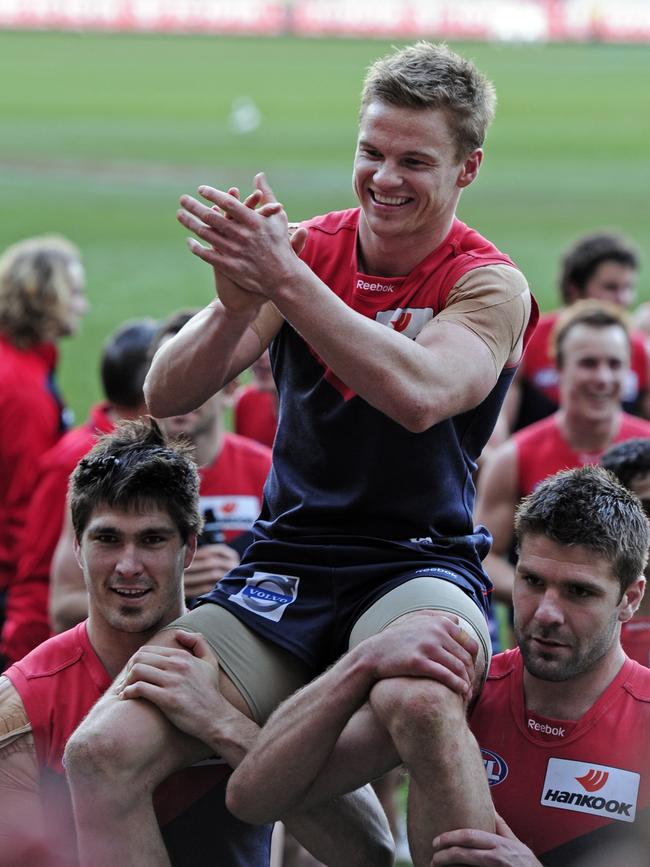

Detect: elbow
143,372,169,419
225,774,273,825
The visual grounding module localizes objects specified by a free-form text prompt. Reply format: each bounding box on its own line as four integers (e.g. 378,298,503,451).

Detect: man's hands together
177,173,308,315
431,814,542,866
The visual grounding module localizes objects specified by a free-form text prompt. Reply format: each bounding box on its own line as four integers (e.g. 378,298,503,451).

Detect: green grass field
1,31,649,421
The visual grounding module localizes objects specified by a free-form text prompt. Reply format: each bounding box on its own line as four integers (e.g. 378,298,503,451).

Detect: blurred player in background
0,235,88,637
601,437,650,667
1,318,156,667
506,230,649,432
476,301,650,603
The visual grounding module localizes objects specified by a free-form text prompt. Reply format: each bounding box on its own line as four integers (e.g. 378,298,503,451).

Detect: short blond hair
551,299,630,369
360,42,496,160
0,234,83,348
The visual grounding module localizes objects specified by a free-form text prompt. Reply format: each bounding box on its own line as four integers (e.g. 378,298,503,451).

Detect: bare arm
226,612,477,824
431,814,542,866
49,508,88,633
0,677,47,860
178,176,531,433
119,633,394,867
474,440,520,603
145,301,283,418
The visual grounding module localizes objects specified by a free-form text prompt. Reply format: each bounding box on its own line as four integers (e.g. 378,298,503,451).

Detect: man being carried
66,42,536,867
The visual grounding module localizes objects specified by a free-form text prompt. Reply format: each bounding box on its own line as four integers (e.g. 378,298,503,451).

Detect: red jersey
198,432,271,544
234,385,278,449
519,311,649,423
0,337,66,591
470,648,650,860
514,411,650,497
622,617,650,668
4,622,271,866
1,403,114,665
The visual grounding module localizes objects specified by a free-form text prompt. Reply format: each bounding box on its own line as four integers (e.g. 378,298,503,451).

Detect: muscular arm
0,677,46,860
474,440,520,603
224,612,477,824
177,177,532,432
120,633,394,867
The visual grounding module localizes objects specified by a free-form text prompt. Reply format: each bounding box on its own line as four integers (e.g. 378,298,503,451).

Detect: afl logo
482,748,508,787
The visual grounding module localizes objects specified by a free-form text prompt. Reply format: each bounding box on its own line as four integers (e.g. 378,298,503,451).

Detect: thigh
348,576,491,685
164,603,313,724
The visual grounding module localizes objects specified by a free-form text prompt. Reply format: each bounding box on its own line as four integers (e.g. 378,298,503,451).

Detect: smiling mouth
111,588,151,599
370,190,412,207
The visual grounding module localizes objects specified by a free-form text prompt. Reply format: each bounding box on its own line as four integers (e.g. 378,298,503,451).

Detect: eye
94,533,118,545
520,573,542,588
143,534,166,546
404,157,427,168
569,585,593,599
360,147,382,159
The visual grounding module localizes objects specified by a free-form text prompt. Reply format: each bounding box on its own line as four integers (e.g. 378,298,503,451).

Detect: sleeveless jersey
257,210,537,561
198,432,271,547
470,648,650,863
514,411,650,497
5,623,272,866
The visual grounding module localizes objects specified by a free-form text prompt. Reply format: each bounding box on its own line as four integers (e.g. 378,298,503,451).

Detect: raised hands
177,173,308,313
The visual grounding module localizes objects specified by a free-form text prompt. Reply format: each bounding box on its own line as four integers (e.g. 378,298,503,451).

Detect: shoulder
301,208,359,237
221,432,272,464
513,414,557,446
622,658,650,703
486,648,520,683
618,412,650,437
0,675,32,746
5,624,86,688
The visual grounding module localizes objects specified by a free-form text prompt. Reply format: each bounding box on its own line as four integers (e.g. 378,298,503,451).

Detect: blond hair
360,42,496,159
0,234,83,348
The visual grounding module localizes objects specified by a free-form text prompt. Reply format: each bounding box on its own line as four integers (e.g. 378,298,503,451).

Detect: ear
618,575,645,623
184,533,198,570
73,536,84,570
457,149,483,189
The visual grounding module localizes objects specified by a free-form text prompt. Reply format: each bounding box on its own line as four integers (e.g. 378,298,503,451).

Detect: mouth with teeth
370,190,413,207
111,588,151,600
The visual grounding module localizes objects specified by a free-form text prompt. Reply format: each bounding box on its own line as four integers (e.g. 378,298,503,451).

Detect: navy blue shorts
198,534,491,671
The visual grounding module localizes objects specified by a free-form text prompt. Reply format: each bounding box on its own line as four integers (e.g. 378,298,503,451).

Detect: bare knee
369,676,466,741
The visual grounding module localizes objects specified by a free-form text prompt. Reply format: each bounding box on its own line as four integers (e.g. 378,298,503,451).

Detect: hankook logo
541,758,639,823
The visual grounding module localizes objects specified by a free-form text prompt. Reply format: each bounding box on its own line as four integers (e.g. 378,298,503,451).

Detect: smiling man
477,300,650,602
67,42,536,867
0,419,390,866
432,465,650,865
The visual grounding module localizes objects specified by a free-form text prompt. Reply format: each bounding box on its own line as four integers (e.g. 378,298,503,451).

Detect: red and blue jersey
471,648,650,862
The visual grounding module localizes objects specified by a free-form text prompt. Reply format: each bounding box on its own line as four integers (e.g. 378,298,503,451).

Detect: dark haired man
477,301,650,602
511,231,649,429
217,467,649,866
433,466,650,864
601,437,650,667
1,318,157,666
68,42,536,866
0,419,390,866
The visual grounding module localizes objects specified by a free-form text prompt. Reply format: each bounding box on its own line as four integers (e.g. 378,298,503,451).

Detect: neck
556,408,620,453
357,212,455,277
522,643,626,720
86,605,186,679
193,421,224,468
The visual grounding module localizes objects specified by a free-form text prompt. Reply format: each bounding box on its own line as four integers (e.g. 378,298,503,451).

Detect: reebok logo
541,758,639,823
576,769,609,792
528,718,566,737
356,279,394,294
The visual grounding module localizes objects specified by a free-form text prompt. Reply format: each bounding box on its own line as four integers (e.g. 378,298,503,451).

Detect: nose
533,588,564,628
115,543,144,579
372,160,402,189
